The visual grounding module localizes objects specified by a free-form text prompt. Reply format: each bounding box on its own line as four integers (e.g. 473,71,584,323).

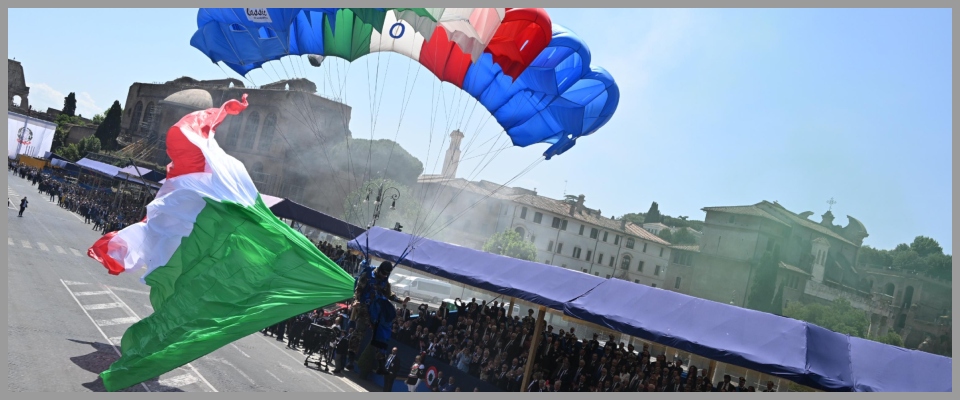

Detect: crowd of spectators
388,298,774,392
9,160,778,393
10,163,148,234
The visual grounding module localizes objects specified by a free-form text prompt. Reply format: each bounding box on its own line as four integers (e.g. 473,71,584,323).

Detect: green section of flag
101,196,355,392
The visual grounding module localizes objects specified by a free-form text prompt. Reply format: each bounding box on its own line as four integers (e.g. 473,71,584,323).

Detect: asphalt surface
6,171,376,392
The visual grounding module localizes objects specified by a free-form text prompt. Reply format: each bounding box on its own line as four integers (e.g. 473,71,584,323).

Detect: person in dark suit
380,347,401,391
18,196,28,217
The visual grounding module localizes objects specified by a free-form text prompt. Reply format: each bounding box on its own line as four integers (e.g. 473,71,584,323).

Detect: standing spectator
380,347,401,392
18,197,28,217
405,355,424,392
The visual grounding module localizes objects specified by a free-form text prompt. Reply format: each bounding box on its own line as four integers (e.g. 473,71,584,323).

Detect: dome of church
162,88,213,110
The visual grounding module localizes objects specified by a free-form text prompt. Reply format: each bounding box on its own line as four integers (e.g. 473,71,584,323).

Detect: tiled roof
669,245,700,252
424,177,673,247
700,205,790,227
779,261,811,276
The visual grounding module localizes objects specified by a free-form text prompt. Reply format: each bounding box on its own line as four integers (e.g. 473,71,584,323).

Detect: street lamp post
361,181,400,230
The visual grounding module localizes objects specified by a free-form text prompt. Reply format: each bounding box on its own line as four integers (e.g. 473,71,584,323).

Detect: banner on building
8,112,56,160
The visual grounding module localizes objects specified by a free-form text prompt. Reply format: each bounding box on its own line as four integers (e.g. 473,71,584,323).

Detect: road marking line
157,374,200,389
230,343,251,358
105,285,150,295
259,336,346,392
70,248,82,257
54,245,66,254
208,356,256,386
83,302,123,310
267,370,283,383
74,291,111,296
62,280,89,286
21,240,31,249
98,284,218,392
37,242,49,251
59,279,152,392
95,317,140,326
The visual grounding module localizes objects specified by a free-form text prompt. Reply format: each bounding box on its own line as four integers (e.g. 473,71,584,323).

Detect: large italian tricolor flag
87,94,355,392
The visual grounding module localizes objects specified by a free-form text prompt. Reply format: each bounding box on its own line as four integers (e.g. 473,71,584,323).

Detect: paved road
7,172,374,392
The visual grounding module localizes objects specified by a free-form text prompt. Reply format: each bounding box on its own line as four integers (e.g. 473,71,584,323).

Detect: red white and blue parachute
189,8,619,159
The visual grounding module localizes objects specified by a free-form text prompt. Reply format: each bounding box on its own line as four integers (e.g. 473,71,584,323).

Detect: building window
141,102,156,131
652,283,657,288
634,279,639,284
530,235,536,244
654,265,662,276
547,240,554,252
637,261,644,272
130,101,143,132
258,113,277,152
675,277,682,289
643,243,648,252
556,243,563,254
572,247,582,259
590,228,599,239
222,115,241,148
603,231,609,242
579,224,585,235
597,254,604,265
606,274,611,279
242,111,260,149
561,264,567,269
594,272,599,276
614,235,621,245
626,238,635,249
660,247,664,257
545,260,550,265
520,207,528,219
514,227,526,238
582,269,588,273
561,220,568,231
585,250,592,262
621,255,632,270
608,257,614,267
552,217,561,228
534,212,543,224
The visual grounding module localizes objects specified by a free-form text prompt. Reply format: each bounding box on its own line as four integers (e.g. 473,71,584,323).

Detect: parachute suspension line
408,75,442,241
415,157,544,246
380,61,422,187
411,130,508,240
413,91,538,240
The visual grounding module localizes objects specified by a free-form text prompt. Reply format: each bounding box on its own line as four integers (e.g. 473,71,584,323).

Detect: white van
393,277,452,304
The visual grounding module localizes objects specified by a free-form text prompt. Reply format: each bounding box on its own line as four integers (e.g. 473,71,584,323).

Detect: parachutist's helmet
376,261,393,278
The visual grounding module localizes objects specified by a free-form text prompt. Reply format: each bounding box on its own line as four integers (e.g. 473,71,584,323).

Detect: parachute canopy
190,8,620,159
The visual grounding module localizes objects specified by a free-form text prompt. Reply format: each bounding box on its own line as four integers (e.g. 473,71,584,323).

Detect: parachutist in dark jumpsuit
349,260,409,378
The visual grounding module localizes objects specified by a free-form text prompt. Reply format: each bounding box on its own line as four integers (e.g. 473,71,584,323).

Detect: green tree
52,113,87,152
77,136,101,157
643,202,662,224
62,92,77,117
329,138,423,187
858,245,892,267
657,229,674,243
482,230,537,261
874,331,904,347
343,178,431,236
621,212,646,226
670,228,698,245
747,250,780,313
92,113,105,125
94,100,123,150
59,144,81,162
909,236,943,258
783,298,870,338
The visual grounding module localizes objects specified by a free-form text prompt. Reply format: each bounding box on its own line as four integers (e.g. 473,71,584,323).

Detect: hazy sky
8,8,952,253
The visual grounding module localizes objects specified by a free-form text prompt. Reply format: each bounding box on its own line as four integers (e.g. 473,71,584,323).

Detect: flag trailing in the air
87,94,355,392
